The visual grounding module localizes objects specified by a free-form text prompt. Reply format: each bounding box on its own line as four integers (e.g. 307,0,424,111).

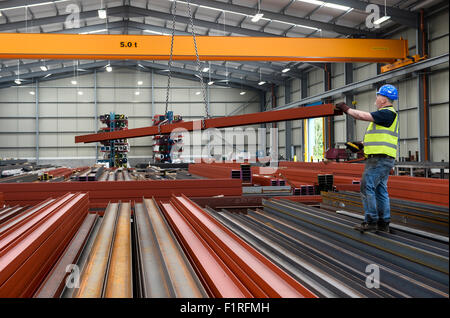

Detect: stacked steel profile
204,198,449,297
188,161,449,207
159,194,317,298
0,193,89,297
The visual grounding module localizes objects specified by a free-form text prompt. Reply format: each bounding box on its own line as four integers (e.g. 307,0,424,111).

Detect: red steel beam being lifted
75,104,341,143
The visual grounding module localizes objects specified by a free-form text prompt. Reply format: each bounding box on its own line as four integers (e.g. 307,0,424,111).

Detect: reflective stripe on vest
363,106,399,158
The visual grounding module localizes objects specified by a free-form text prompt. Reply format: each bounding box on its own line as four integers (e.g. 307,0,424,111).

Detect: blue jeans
360,156,395,224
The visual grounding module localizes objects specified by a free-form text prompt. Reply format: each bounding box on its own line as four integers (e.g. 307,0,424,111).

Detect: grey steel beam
285,79,293,160
0,59,263,91
185,0,373,36
344,63,355,142
262,199,449,280
323,63,334,149
276,53,449,110
94,69,98,162
126,5,277,38
299,72,308,162
416,11,430,162
323,0,418,28
181,60,284,85
0,0,53,10
35,79,39,165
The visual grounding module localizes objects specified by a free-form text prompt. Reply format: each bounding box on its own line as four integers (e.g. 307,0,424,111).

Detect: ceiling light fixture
208,81,214,86
282,68,290,73
195,91,201,95
98,9,107,19
14,79,22,85
137,80,143,85
79,29,108,35
29,91,35,95
135,91,140,96
106,64,112,72
40,65,48,72
71,80,77,85
251,0,264,22
240,91,246,95
374,0,391,25
0,1,68,12
258,81,266,86
78,91,84,95
202,67,210,72
374,15,391,25
251,13,264,23
297,0,351,11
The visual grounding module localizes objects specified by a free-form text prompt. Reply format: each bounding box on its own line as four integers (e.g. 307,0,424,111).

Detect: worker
335,84,399,233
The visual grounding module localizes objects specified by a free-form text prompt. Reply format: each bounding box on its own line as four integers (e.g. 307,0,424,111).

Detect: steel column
94,70,98,162
35,80,39,165
344,63,355,141
300,72,308,162
285,80,293,161
323,63,333,151
417,9,430,162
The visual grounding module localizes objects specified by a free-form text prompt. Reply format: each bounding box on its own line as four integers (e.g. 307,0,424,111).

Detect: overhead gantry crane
0,33,411,143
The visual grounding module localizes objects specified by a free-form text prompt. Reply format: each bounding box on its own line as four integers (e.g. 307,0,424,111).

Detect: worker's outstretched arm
335,102,374,122
347,108,374,122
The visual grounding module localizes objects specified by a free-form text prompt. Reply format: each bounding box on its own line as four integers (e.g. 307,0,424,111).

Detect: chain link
165,0,177,115
186,0,210,119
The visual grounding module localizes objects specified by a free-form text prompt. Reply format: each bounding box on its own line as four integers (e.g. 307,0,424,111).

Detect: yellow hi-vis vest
363,106,399,158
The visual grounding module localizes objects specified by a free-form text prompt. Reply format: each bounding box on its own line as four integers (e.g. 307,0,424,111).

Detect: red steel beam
160,201,253,298
33,213,97,298
171,194,317,298
76,104,341,143
0,179,242,208
0,193,89,297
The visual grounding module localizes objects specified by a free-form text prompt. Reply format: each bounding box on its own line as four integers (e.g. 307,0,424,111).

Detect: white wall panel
430,104,449,136
354,63,377,82
431,139,449,162
429,70,449,103
398,78,418,110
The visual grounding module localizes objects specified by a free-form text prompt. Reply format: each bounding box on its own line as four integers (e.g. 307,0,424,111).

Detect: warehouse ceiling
0,0,443,89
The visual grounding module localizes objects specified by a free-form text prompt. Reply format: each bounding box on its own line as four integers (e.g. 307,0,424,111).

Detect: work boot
377,221,390,233
354,222,377,233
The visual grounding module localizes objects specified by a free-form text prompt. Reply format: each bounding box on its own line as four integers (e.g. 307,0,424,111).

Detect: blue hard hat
377,84,398,101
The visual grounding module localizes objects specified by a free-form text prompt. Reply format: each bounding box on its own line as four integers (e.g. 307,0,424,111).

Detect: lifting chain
186,0,210,120
165,0,210,121
165,0,178,115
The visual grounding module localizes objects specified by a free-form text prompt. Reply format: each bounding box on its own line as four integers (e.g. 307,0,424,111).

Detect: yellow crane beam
0,33,408,63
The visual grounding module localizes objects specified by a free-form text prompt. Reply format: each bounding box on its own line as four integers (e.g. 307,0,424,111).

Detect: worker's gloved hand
346,141,364,153
335,102,350,113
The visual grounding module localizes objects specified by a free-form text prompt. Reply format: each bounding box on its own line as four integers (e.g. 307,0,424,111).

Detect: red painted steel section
160,201,253,298
33,213,97,298
170,194,317,298
0,193,89,297
76,104,341,143
0,179,242,208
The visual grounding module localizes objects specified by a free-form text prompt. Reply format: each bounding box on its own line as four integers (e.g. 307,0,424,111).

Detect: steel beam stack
34,214,97,298
134,198,207,298
204,198,449,298
74,202,132,298
0,179,242,209
321,191,449,236
159,194,317,298
0,193,89,297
